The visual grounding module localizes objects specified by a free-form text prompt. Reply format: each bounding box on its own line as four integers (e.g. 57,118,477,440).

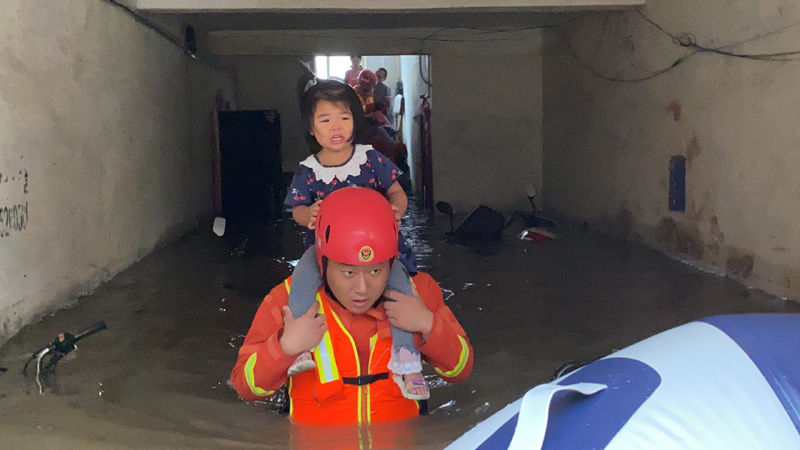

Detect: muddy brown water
1,204,798,449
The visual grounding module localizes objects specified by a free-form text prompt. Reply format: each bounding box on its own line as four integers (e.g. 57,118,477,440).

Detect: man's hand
383,285,434,337
279,303,327,356
307,200,322,229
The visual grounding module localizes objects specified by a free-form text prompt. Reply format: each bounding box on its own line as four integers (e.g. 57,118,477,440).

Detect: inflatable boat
447,314,800,449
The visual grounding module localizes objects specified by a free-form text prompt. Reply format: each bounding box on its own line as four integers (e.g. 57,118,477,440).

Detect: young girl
283,71,429,400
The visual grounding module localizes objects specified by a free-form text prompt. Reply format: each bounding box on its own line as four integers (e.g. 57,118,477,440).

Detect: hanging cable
636,10,800,61
100,0,197,59
562,10,800,83
560,21,699,83
419,55,432,92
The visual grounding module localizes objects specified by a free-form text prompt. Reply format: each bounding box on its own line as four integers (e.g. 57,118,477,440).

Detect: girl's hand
386,182,407,226
307,200,322,229
391,205,403,225
383,285,434,336
279,304,327,356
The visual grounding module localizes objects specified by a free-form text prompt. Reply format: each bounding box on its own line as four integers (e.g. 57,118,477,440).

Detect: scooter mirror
436,201,455,233
436,201,454,217
525,183,537,198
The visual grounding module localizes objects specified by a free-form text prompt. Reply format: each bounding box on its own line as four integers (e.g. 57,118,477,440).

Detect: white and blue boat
448,314,800,449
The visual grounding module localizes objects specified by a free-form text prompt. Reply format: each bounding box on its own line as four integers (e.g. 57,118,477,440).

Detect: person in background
393,80,404,132
344,55,363,87
352,69,389,127
374,67,393,124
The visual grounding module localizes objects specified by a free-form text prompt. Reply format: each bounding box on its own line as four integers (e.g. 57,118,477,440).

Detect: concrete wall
400,55,430,193
215,56,307,173
0,0,235,343
135,0,644,12
543,4,800,299
431,36,543,212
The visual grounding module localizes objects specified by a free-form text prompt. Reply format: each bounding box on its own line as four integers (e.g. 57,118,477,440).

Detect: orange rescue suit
230,272,473,425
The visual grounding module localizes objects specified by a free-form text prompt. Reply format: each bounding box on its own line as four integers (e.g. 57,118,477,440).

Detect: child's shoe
287,351,316,376
392,372,430,401
388,346,429,400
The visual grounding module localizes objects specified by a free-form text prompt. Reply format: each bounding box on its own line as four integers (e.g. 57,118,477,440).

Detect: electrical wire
411,22,565,90
100,2,800,81
100,0,197,59
561,22,699,83
636,10,800,61
419,55,432,92
562,10,800,83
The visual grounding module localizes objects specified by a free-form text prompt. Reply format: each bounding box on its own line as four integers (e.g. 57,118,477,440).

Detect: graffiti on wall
0,168,29,238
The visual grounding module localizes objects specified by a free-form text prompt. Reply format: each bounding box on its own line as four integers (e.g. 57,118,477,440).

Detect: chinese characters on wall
1,168,29,238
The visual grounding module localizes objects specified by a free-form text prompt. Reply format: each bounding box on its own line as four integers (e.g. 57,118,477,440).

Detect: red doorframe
419,94,433,210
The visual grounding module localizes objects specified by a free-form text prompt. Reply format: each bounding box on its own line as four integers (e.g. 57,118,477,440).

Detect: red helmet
357,69,378,90
315,187,399,273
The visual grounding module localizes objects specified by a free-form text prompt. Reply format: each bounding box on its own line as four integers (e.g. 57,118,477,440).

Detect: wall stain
598,207,634,239
655,217,704,259
726,250,755,279
666,101,681,121
785,269,800,295
615,208,633,237
686,133,701,163
706,215,725,258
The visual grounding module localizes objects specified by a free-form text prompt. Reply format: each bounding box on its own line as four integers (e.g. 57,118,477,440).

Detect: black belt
304,372,428,416
342,372,389,386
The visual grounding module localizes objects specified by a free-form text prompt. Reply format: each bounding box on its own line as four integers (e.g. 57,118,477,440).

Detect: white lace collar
300,145,371,184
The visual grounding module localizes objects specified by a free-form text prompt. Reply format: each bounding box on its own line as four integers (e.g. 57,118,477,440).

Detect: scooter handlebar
73,321,107,342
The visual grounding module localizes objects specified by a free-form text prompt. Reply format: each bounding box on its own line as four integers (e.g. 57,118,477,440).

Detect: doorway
218,110,283,229
313,54,433,208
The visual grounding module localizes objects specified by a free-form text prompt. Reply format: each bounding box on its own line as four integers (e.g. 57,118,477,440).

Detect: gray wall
216,56,308,173
432,42,543,212
135,0,643,11
0,0,235,343
543,4,800,299
400,55,430,193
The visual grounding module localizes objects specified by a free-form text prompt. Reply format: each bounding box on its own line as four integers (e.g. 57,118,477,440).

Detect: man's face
326,259,391,314
376,70,387,83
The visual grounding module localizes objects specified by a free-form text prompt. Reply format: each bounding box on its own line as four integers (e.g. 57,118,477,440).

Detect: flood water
1,202,798,449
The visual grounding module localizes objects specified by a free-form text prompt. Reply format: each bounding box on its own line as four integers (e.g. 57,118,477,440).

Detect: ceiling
127,0,641,56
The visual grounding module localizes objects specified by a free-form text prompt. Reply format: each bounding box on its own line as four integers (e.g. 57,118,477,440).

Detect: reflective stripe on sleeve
284,279,341,384
244,352,274,397
313,295,341,384
435,335,470,378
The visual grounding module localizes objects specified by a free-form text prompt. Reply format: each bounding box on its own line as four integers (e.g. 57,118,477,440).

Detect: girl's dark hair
297,74,366,154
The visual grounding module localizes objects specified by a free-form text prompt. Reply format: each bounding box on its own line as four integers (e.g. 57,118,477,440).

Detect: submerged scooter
436,201,506,243
514,183,556,229
23,321,107,394
435,184,558,243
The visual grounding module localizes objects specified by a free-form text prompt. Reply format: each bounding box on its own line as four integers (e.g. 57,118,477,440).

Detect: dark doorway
218,110,283,229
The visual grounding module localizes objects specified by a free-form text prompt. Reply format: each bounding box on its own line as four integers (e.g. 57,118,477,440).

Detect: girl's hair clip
303,77,317,94
300,60,318,94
